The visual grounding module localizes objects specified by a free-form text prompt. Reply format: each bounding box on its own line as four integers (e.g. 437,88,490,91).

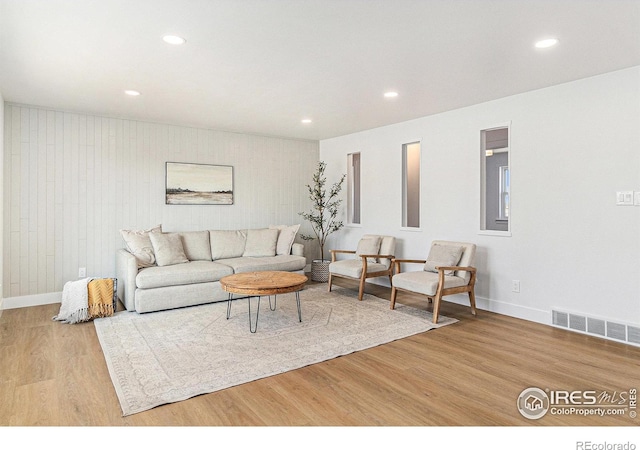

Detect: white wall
0,94,4,314
320,66,640,326
3,106,318,306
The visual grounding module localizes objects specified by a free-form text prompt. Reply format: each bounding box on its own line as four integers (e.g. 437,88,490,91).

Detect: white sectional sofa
115,225,306,313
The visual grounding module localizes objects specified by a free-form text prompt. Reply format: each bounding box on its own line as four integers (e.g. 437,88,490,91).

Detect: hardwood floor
1,277,639,428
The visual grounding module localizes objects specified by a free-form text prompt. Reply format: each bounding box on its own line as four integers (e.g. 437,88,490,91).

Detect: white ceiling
1,0,639,141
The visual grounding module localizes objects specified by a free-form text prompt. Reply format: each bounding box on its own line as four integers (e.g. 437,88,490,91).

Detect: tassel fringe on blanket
53,278,116,324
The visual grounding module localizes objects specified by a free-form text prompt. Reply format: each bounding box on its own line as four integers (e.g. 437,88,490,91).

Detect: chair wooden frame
390,259,477,324
328,249,395,301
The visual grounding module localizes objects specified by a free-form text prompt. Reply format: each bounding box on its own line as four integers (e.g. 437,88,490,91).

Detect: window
499,165,510,220
402,142,421,228
347,152,361,224
480,126,510,234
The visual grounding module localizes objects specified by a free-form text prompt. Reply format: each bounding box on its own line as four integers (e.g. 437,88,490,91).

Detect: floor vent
551,310,639,347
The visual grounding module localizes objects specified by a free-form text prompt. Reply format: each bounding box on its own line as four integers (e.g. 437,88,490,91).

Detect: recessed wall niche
480,126,510,234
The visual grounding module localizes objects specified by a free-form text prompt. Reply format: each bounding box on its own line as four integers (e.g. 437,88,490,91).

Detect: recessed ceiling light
535,38,559,49
384,92,399,98
301,119,312,124
124,90,141,96
163,35,186,45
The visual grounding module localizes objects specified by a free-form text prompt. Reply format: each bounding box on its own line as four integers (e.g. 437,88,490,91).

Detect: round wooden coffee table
220,271,308,333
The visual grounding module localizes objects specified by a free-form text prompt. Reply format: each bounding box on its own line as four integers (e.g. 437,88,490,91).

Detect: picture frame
165,162,234,205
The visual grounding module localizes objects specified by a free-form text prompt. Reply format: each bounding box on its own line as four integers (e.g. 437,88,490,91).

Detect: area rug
94,284,456,416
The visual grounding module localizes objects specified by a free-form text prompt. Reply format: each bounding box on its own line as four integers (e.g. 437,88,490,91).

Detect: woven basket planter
311,260,330,282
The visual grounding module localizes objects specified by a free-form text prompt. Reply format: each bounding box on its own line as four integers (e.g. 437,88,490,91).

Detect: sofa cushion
120,225,162,268
136,261,234,289
242,228,278,257
423,243,463,276
209,230,247,260
179,231,212,261
217,255,306,274
149,232,189,267
269,224,300,255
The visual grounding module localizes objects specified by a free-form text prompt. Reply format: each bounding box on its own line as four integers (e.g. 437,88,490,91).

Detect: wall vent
552,311,568,328
628,326,640,345
587,317,606,336
607,322,627,341
551,309,639,348
569,314,587,332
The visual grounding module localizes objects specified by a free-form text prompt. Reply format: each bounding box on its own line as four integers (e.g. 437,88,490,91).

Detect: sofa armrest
115,248,139,311
291,242,304,257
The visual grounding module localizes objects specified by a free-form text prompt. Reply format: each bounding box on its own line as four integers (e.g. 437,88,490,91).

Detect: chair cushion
136,261,234,289
120,224,162,268
330,259,388,279
243,228,279,257
393,271,467,296
356,236,382,263
149,232,189,267
424,243,463,275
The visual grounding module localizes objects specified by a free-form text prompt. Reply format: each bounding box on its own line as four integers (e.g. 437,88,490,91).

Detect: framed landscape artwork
165,162,234,205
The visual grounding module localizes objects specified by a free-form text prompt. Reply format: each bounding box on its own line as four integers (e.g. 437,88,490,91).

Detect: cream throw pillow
149,233,189,267
179,231,212,261
269,224,300,255
120,225,162,268
424,243,463,276
356,236,382,263
243,228,279,257
209,230,247,260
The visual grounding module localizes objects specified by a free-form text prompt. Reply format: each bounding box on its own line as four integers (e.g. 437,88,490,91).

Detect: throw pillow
356,236,382,263
120,225,162,268
243,228,279,257
269,224,300,255
179,231,212,261
424,243,463,276
149,233,189,267
209,230,247,260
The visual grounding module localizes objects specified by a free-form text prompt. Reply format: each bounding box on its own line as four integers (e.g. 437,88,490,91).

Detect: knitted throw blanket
53,278,115,324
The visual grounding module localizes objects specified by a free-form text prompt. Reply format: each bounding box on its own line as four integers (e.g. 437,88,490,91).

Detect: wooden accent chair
390,240,477,324
328,235,396,301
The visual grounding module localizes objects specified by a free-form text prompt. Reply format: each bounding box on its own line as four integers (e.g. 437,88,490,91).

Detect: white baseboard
0,281,550,328
2,292,62,310
448,294,549,325
366,277,549,326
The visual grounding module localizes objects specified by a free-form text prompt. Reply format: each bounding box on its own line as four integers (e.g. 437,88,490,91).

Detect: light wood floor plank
1,278,639,427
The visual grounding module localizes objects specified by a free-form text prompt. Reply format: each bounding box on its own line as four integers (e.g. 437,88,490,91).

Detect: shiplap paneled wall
3,103,319,300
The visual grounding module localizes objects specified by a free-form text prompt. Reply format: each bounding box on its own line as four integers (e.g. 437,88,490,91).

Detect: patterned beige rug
94,284,456,416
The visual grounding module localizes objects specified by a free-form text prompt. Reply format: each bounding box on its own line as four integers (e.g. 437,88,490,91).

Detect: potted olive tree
299,161,346,282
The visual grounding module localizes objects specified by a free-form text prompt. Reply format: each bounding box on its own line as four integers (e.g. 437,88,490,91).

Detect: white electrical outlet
617,191,634,205
512,280,520,293
78,267,86,278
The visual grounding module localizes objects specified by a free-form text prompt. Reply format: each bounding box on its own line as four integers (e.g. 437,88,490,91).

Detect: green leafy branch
299,161,346,261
